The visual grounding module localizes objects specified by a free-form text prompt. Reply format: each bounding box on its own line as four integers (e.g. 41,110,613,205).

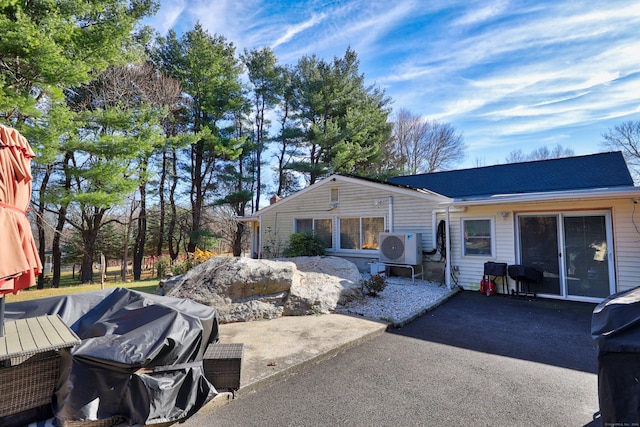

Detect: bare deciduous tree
388,108,465,174
505,144,574,164
602,120,640,182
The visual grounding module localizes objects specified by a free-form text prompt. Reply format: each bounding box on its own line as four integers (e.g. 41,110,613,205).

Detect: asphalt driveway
393,290,599,374
187,291,602,426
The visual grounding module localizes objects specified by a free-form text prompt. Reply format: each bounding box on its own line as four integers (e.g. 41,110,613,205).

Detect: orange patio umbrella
0,124,42,336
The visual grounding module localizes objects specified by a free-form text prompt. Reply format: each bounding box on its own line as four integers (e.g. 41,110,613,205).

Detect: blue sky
143,0,640,168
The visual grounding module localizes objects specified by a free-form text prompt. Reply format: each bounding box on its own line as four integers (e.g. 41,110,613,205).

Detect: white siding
445,206,516,291
613,201,640,292
257,177,640,299
259,178,442,263
448,199,640,297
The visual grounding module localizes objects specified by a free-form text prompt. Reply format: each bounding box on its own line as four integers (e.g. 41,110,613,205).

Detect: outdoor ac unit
378,232,422,265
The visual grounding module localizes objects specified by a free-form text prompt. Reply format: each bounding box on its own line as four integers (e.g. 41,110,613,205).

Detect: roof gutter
442,186,640,208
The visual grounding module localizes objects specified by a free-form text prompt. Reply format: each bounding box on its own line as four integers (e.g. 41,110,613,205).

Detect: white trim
515,210,615,302
293,217,334,250
337,215,386,253
447,186,640,207
461,217,495,258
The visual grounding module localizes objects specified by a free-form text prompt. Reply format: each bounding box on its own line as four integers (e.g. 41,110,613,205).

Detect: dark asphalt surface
184,291,602,427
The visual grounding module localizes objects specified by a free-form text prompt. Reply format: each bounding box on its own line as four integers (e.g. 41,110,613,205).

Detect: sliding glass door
518,215,561,296
563,215,611,299
518,212,613,301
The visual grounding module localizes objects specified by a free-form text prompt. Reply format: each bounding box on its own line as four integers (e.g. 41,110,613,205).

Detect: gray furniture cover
6,287,219,425
592,286,640,425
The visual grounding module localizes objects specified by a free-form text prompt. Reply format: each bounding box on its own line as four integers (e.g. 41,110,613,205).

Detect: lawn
4,278,159,303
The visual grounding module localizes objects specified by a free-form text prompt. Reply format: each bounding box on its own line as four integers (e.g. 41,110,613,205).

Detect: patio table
0,314,80,424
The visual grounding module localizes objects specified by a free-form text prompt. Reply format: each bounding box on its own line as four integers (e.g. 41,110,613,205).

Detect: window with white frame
339,217,385,251
462,218,494,256
294,218,333,249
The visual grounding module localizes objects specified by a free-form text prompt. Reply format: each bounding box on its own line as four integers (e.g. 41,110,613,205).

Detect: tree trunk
80,251,94,284
80,213,103,284
188,141,204,252
157,145,167,256
121,202,135,282
168,146,179,261
80,229,97,283
254,99,265,211
36,166,51,289
52,153,72,288
133,176,147,280
52,206,66,289
309,143,319,185
232,221,245,257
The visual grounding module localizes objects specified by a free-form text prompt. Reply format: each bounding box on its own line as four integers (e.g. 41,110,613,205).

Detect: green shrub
283,232,327,257
362,273,387,297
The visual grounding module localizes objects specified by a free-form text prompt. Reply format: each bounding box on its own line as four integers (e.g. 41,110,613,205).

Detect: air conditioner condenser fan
380,235,405,260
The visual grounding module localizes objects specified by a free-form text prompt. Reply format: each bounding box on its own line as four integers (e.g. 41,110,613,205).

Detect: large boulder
163,256,363,323
283,256,363,315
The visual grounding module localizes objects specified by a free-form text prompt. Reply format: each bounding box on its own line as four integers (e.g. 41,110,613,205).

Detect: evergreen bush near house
283,232,326,257
362,273,387,297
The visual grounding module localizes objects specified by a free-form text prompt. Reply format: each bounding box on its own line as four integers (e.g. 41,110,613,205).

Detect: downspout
445,206,452,289
432,210,438,250
388,196,394,232
258,215,263,259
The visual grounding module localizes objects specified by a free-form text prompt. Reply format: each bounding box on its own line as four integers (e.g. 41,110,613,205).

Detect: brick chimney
269,195,282,205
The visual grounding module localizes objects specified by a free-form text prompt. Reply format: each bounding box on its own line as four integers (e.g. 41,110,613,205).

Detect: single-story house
240,152,640,303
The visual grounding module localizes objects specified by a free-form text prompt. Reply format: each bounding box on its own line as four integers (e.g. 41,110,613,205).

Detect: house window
295,219,313,233
314,219,332,248
339,217,385,251
330,188,339,203
295,218,333,249
462,218,494,256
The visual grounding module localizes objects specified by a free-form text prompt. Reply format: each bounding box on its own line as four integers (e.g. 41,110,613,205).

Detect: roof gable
254,174,448,216
387,152,633,198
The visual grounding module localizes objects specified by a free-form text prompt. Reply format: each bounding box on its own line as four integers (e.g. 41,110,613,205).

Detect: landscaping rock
163,256,363,323
284,256,363,316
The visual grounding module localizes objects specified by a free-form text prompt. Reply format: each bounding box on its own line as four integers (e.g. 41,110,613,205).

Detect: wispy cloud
271,1,424,64
271,13,327,49
143,1,187,35
451,0,510,27
145,0,640,165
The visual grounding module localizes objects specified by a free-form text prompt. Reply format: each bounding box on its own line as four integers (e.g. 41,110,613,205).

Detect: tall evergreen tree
22,103,76,288
273,65,304,197
65,69,165,282
152,25,243,252
241,47,280,211
291,48,392,184
0,0,158,122
215,104,254,256
1,0,158,284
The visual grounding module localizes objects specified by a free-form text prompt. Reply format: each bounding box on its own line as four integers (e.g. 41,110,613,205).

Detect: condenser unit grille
380,235,405,261
378,232,422,265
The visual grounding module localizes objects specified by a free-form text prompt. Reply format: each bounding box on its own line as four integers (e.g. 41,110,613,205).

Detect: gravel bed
336,276,458,326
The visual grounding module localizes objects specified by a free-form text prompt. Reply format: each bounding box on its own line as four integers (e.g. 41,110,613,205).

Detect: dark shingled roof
387,152,633,199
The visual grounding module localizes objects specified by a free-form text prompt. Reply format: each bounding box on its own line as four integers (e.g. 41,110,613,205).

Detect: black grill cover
484,262,507,277
6,288,219,425
507,264,543,283
592,286,640,424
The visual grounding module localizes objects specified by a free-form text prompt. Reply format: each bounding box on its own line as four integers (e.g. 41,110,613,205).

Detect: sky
143,0,640,169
